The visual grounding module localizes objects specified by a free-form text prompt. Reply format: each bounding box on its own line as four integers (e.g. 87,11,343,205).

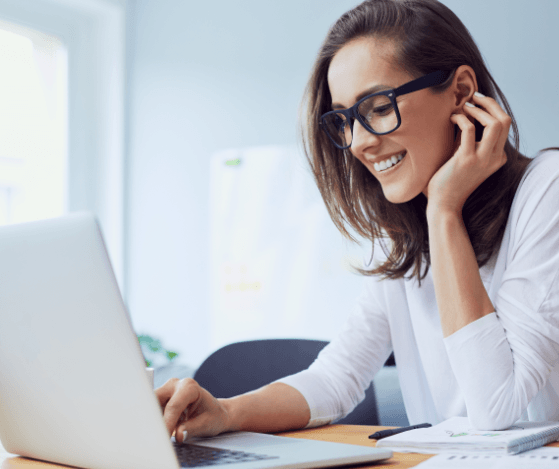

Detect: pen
368,423,432,440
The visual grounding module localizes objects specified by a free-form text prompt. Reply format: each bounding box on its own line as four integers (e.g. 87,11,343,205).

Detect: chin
382,187,418,204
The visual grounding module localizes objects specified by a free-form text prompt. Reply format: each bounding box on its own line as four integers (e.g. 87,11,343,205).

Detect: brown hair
300,0,537,285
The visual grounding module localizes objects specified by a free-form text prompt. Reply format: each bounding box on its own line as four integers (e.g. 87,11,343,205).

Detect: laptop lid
0,213,392,469
0,213,180,469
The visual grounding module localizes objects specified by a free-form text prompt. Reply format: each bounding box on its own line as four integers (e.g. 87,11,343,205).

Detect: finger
175,415,211,443
155,378,179,408
462,103,503,157
175,403,216,442
174,388,225,442
163,378,201,436
175,412,190,443
176,429,189,444
472,93,510,121
471,94,512,155
450,113,476,155
176,410,203,443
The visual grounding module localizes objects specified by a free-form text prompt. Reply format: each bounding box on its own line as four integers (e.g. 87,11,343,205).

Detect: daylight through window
0,19,68,226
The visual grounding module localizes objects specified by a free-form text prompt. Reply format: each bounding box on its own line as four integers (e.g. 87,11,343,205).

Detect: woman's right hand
155,377,231,442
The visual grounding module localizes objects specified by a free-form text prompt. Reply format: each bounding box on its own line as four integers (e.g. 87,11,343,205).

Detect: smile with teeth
373,151,406,172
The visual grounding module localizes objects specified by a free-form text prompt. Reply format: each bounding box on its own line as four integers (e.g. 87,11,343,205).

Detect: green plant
137,334,179,367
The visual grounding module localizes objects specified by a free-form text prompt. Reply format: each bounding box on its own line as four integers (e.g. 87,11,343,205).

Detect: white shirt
277,149,559,430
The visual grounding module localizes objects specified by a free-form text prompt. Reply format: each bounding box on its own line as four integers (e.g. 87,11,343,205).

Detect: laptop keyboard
173,441,279,467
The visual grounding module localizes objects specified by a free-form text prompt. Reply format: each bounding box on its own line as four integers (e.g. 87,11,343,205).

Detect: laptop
0,213,392,469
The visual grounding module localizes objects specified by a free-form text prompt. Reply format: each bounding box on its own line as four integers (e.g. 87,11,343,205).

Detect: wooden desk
2,425,559,469
278,425,433,468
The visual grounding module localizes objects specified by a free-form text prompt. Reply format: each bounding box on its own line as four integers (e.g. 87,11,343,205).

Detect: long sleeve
444,151,559,430
275,269,393,428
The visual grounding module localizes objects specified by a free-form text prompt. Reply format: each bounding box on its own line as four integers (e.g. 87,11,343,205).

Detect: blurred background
0,0,557,424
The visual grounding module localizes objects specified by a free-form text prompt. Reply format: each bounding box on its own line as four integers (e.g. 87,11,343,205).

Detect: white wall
125,0,559,369
125,0,363,368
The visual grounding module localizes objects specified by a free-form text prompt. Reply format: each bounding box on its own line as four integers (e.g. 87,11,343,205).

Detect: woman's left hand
426,92,511,216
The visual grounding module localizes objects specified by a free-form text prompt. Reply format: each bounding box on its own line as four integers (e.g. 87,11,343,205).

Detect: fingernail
464,101,475,108
182,430,188,443
474,91,485,98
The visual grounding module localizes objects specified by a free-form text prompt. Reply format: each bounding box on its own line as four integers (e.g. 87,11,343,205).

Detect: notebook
0,212,392,469
376,416,559,455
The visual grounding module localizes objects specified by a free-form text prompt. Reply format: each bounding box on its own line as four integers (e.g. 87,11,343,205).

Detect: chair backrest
193,338,380,425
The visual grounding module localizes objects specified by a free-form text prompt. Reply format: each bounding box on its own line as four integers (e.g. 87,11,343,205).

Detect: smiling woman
285,0,559,430
303,3,533,283
154,0,559,440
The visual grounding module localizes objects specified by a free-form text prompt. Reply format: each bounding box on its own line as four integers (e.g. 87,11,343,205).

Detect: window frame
0,0,126,293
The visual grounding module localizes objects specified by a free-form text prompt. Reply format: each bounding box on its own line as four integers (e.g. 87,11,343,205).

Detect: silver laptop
0,213,392,469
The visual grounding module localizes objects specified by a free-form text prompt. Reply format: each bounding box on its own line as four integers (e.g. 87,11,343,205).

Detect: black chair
193,338,384,425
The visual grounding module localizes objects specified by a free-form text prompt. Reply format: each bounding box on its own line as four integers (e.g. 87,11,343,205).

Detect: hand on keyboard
156,378,231,443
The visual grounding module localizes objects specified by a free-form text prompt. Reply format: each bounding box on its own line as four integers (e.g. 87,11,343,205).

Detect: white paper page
377,417,559,454
416,447,559,468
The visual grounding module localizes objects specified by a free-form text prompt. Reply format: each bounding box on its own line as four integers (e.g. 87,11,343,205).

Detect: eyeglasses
319,70,451,150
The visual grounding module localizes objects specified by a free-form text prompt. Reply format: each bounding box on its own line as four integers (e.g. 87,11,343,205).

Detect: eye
359,94,394,120
373,104,393,115
334,114,347,131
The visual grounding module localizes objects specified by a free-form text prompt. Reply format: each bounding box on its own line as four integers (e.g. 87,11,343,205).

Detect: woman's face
327,37,457,203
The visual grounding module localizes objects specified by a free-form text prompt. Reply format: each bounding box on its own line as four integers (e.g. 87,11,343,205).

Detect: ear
450,65,478,112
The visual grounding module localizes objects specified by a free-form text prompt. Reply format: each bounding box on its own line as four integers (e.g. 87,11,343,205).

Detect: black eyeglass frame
319,70,451,150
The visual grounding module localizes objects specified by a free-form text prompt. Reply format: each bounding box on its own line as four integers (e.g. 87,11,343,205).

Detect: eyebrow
331,84,393,110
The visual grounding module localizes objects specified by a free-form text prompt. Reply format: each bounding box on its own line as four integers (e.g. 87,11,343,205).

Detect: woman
156,0,559,440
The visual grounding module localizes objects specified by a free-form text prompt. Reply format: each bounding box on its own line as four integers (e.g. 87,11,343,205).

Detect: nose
350,119,382,155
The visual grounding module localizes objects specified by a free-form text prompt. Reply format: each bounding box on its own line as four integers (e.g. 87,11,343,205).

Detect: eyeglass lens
323,94,398,148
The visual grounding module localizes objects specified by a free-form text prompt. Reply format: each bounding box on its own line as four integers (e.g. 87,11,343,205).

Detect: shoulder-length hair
300,0,535,285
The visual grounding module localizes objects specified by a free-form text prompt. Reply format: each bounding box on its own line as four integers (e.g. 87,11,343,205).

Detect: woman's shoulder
511,149,559,205
508,149,559,229
520,149,559,189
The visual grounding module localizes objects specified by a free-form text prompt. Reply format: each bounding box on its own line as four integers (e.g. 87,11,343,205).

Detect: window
0,0,125,291
0,19,68,226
